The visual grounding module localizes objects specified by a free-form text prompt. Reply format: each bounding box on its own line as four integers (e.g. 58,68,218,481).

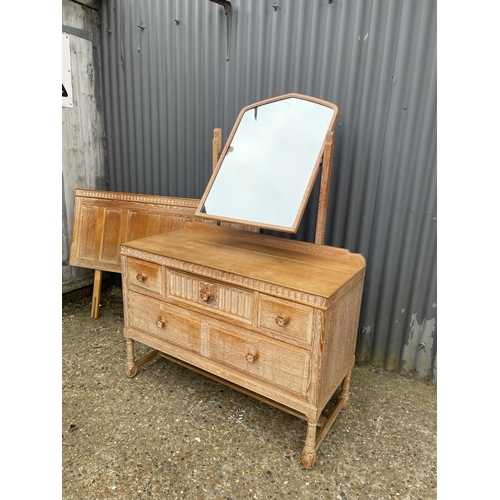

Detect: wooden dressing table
120,94,366,467
121,223,365,467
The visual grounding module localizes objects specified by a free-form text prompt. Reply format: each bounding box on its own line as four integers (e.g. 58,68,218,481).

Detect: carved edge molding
121,246,328,309
75,189,200,208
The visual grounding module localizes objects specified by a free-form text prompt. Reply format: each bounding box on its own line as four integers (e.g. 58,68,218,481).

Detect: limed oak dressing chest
119,93,366,467
121,222,365,467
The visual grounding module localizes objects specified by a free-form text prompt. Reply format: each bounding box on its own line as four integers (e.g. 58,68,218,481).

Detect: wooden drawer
258,295,313,343
127,258,162,295
207,325,310,396
127,291,201,353
167,270,255,324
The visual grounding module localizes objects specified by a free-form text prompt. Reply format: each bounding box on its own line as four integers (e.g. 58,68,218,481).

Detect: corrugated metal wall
98,0,437,379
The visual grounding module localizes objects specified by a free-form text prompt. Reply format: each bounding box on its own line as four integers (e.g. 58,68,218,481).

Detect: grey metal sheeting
99,0,437,379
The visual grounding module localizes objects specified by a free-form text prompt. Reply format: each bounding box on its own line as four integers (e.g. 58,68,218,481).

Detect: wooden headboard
69,189,205,317
69,189,203,273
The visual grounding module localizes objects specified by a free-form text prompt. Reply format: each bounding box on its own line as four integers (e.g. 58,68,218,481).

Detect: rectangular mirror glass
196,93,338,233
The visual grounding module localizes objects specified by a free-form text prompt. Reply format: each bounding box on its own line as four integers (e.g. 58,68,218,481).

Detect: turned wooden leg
301,420,318,468
340,370,352,409
124,338,138,378
90,269,102,319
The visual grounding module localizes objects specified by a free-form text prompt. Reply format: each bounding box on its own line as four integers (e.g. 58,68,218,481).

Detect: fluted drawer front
127,291,201,353
258,295,313,343
167,271,254,324
127,258,162,295
207,324,310,396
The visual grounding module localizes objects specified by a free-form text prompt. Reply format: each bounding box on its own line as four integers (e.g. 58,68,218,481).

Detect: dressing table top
121,222,365,301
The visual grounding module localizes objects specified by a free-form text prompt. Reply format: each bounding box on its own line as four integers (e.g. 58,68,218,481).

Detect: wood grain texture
120,223,365,468
69,189,202,273
212,128,222,171
315,131,335,245
257,295,313,343
167,270,255,325
122,222,365,300
318,277,364,410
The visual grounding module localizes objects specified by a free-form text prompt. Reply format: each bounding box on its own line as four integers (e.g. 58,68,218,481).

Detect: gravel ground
62,283,437,500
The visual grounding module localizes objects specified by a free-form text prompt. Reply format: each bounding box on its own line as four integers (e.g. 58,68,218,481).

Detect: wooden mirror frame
195,93,338,238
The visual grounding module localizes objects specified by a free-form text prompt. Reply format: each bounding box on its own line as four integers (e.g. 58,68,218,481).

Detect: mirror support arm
212,128,223,227
212,128,223,172
315,131,335,245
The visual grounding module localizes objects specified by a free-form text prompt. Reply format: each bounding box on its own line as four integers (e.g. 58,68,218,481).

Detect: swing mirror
195,93,338,233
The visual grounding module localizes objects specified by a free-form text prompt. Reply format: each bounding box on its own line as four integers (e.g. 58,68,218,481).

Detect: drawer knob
156,319,164,328
136,273,147,282
245,353,258,363
275,315,288,327
200,290,212,302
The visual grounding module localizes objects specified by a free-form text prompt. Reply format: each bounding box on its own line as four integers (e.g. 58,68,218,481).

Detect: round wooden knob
200,290,212,302
275,316,288,327
156,319,164,328
245,353,257,363
136,273,146,282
